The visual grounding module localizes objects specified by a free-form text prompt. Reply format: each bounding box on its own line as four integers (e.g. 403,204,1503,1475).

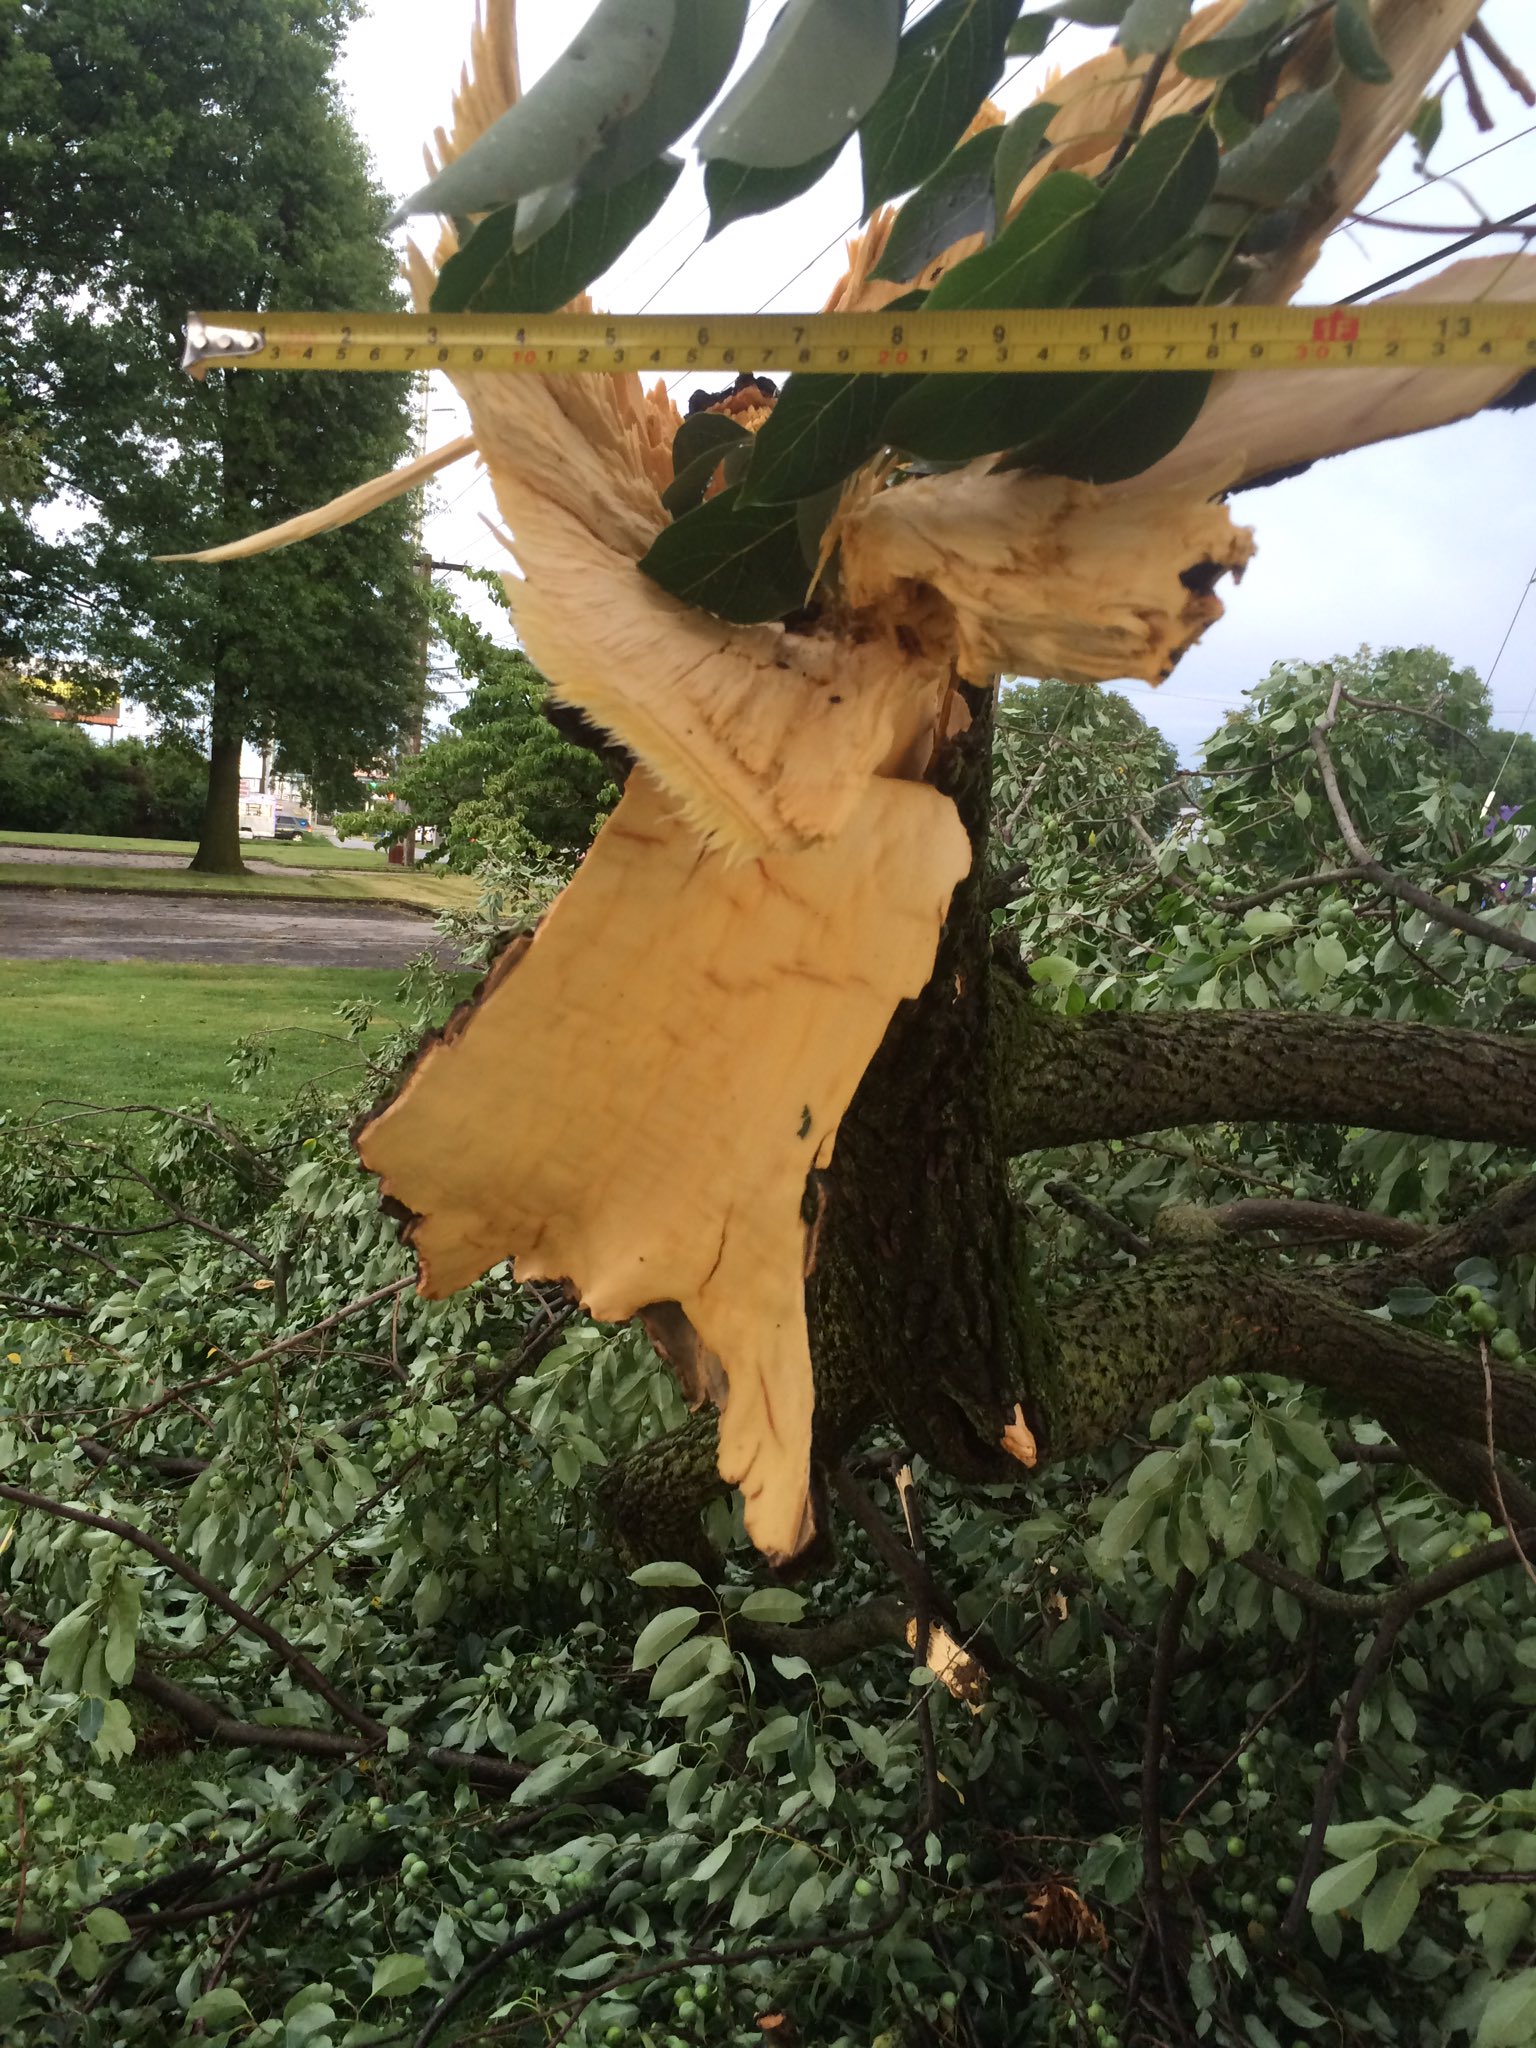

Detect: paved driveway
0,887,459,969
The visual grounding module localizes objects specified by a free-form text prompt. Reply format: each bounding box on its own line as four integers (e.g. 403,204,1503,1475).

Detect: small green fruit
1226,1836,1247,1859
1491,1328,1522,1361
1276,1873,1296,1896
1468,1300,1500,1333
854,1878,874,1898
1240,1892,1260,1916
1085,2004,1105,2023
1192,1415,1216,1437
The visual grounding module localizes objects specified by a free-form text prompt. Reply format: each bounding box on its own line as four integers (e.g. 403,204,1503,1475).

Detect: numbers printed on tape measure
183,306,1536,379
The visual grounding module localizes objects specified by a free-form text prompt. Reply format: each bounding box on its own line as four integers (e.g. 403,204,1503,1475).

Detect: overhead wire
1480,555,1536,813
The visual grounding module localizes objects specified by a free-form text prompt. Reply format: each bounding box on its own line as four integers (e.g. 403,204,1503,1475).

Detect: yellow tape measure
184,305,1536,380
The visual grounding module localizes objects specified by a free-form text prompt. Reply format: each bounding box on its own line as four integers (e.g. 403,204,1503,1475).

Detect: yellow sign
183,303,1536,380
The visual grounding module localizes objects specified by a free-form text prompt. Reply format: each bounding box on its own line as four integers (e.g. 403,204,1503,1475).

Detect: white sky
335,0,1536,764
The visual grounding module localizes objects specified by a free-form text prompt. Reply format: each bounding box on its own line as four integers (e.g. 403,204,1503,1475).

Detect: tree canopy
0,0,427,869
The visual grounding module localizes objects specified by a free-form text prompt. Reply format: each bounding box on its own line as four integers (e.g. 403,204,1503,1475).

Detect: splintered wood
357,772,972,1562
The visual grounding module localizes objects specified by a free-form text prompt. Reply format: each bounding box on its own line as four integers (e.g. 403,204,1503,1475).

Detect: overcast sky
337,0,1536,766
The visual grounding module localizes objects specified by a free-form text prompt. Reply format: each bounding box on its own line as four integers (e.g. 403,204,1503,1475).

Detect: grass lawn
0,828,388,870
0,857,475,914
0,959,442,1117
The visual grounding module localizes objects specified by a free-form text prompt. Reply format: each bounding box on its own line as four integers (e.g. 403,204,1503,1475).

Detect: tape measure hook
182,314,265,379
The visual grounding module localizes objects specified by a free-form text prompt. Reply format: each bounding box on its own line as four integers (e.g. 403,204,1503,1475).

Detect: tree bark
189,667,247,875
993,990,1536,1153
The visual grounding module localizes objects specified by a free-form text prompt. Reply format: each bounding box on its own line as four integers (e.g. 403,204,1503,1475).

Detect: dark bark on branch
1331,1174,1536,1306
993,984,1536,1153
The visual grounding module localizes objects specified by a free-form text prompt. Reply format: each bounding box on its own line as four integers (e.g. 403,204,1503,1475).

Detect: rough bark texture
189,689,247,876
994,992,1536,1153
602,723,1536,1569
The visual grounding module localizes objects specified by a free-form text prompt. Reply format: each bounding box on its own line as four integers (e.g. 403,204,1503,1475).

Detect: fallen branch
1278,1528,1536,1942
1310,682,1536,964
1044,1180,1153,1260
0,1480,381,1737
1467,19,1535,105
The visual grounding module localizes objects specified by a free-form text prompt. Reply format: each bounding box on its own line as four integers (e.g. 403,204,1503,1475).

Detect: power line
1341,198,1536,300
1481,554,1536,812
1356,120,1536,221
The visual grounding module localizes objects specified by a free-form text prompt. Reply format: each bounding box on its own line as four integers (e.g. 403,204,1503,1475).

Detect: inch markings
183,306,1536,379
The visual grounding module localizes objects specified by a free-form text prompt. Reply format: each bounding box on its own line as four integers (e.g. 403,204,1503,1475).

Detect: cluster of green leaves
995,648,1536,1263
0,703,207,840
1,0,428,865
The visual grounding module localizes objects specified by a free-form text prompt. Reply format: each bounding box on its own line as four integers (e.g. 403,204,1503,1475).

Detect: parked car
272,811,310,841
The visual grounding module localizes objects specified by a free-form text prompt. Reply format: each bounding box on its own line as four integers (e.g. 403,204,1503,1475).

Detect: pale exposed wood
154,435,477,564
356,772,972,1563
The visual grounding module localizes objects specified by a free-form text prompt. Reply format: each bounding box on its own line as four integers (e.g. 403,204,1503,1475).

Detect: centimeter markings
184,305,1536,379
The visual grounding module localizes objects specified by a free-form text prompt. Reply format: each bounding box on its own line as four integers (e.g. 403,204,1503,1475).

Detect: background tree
336,576,616,866
0,0,426,872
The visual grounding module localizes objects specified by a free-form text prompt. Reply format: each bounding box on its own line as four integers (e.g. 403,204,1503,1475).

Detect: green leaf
103,1571,139,1687
1215,88,1341,208
84,1907,131,1948
926,167,1100,311
432,158,681,316
738,1586,807,1623
371,1954,429,2000
1333,0,1392,86
630,1564,708,1597
1000,367,1211,484
1306,1848,1379,1915
703,145,842,238
1046,0,1132,22
638,485,807,623
1312,931,1349,979
1007,15,1055,55
1093,114,1219,268
390,0,678,222
1361,1863,1422,1952
873,128,1001,283
1097,1489,1156,1563
882,173,1101,460
1409,93,1444,164
1477,1969,1536,2048
188,1987,252,2023
788,1871,826,1926
994,102,1058,215
1177,0,1294,79
586,0,749,188
1243,907,1294,938
630,1556,708,1589
697,0,903,171
664,415,751,515
1118,0,1192,55
632,1605,702,1671
859,0,1019,212
68,1931,103,1982
738,372,907,505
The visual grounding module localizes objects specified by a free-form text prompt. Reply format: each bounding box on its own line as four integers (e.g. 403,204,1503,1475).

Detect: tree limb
1310,687,1536,963
1278,1527,1536,1942
1044,1180,1153,1258
994,981,1536,1153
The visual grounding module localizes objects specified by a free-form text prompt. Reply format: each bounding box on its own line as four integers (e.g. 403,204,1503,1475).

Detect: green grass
0,858,475,914
0,828,389,869
0,960,439,1117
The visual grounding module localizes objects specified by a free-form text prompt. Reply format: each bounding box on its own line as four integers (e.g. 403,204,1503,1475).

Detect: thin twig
1102,47,1171,177
1467,19,1535,105
1310,682,1536,964
1280,1527,1536,1942
1142,1570,1197,2045
0,1481,381,1737
1044,1180,1152,1259
1456,37,1496,132
1480,1337,1536,1594
413,1858,644,2048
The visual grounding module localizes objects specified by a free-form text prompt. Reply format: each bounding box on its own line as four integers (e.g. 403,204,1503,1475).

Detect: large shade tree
0,0,427,871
